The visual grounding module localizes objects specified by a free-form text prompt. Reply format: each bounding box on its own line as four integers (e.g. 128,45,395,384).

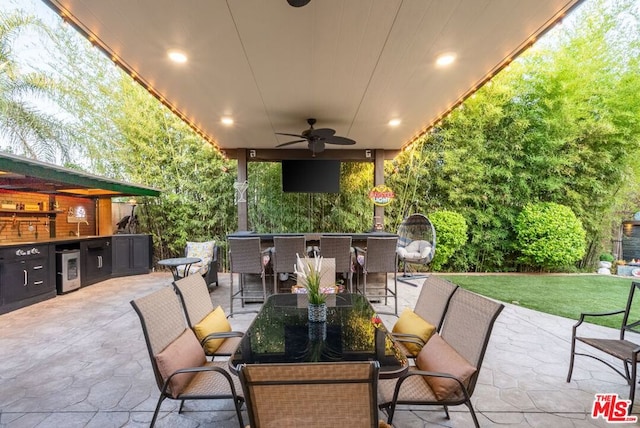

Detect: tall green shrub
429,210,468,271
514,202,586,270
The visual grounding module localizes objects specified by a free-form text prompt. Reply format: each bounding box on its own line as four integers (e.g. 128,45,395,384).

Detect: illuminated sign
368,185,395,206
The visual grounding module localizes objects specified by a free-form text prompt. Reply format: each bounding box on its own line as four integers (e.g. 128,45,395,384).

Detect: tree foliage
0,10,68,162
429,210,468,271
514,202,586,270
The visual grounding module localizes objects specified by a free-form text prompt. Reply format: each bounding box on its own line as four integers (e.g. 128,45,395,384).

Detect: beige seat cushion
392,308,436,356
396,240,432,260
193,306,232,354
415,334,477,401
155,329,207,398
176,240,215,277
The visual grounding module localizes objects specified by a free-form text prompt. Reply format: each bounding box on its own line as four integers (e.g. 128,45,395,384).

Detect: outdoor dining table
229,293,408,379
157,257,201,281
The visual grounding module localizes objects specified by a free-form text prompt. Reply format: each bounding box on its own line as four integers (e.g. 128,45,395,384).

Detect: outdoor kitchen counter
0,234,152,315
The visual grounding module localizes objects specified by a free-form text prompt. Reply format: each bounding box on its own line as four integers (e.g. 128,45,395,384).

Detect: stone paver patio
0,272,638,427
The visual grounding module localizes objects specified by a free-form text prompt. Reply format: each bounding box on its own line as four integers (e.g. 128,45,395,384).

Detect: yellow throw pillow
193,306,232,354
392,308,436,356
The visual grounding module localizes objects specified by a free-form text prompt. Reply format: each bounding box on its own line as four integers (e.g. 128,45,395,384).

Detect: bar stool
272,235,306,293
228,237,267,315
355,236,398,315
319,235,354,292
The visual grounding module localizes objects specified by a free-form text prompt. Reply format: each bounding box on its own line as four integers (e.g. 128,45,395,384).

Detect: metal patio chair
378,288,504,427
238,361,381,428
567,281,640,414
173,274,244,358
390,276,459,358
130,286,244,428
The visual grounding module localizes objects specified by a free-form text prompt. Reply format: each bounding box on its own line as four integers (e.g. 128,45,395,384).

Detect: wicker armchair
176,240,220,287
567,281,640,414
356,236,399,315
130,287,244,428
378,288,504,427
239,361,381,427
272,235,307,293
173,274,244,358
391,276,459,358
228,237,268,316
320,235,354,292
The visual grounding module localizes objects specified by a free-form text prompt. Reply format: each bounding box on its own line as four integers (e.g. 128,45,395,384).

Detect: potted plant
295,254,327,322
597,253,615,275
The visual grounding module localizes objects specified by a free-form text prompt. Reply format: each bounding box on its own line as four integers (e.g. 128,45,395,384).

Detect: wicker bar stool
271,235,306,294
320,235,354,292
356,236,399,315
228,237,267,316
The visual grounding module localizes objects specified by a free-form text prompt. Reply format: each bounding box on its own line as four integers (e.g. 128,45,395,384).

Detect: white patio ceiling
42,0,583,157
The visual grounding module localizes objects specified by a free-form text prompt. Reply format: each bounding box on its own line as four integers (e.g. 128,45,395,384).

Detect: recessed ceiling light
167,50,187,63
435,53,456,67
388,119,401,127
221,117,234,126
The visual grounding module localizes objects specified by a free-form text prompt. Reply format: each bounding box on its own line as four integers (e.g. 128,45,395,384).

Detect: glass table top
229,293,408,378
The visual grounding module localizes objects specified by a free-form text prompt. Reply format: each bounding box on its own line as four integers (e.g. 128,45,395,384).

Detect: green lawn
440,274,638,329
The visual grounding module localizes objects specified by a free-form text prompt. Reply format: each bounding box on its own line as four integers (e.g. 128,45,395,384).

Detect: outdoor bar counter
227,231,397,247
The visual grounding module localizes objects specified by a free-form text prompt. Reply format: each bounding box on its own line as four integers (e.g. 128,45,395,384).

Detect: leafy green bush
514,202,586,270
599,253,615,262
429,210,468,271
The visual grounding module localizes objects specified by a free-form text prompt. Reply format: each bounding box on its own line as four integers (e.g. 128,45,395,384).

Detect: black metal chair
567,281,640,414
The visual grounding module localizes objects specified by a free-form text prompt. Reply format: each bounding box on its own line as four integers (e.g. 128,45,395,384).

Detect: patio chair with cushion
173,274,244,359
130,286,244,428
272,235,307,294
390,276,459,358
566,281,640,414
378,288,504,427
238,361,385,428
176,240,220,287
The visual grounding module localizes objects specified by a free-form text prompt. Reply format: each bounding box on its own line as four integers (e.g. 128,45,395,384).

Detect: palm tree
0,11,67,162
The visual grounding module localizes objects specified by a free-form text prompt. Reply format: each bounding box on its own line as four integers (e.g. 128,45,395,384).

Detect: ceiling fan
275,118,356,156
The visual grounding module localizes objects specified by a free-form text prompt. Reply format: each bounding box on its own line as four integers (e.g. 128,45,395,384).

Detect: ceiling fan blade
276,140,307,147
276,132,307,139
310,128,336,138
325,136,356,145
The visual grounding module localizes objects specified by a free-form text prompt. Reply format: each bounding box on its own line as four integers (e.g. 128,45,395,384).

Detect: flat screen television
281,160,341,193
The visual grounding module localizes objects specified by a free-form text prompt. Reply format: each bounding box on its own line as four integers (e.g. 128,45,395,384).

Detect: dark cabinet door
131,236,150,271
81,239,112,286
1,257,50,304
112,236,131,273
112,235,151,276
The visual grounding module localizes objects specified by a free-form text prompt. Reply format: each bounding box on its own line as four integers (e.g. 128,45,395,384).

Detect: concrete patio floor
0,271,638,427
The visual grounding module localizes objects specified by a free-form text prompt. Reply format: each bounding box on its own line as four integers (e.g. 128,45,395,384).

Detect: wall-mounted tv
281,160,341,193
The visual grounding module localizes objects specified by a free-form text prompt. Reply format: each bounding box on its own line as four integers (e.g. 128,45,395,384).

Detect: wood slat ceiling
42,0,583,158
